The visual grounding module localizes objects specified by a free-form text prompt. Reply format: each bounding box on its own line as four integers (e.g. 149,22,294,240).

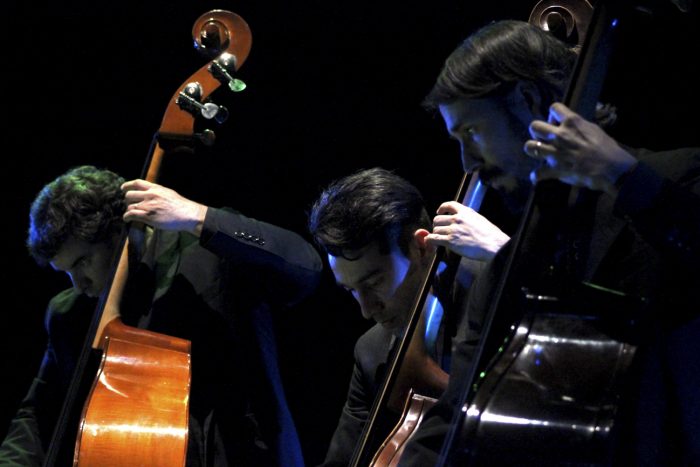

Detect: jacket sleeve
321,328,399,466
199,207,323,306
0,355,54,467
1,291,93,466
614,147,700,267
0,320,65,466
320,356,371,467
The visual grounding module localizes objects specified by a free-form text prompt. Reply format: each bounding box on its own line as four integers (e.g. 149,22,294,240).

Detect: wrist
602,147,638,197
192,205,208,237
606,160,638,197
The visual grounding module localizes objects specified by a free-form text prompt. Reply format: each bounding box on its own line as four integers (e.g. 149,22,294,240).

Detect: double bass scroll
529,0,594,48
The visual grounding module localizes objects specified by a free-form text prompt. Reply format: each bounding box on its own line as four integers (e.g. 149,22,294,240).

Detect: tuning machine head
176,82,229,123
209,52,247,92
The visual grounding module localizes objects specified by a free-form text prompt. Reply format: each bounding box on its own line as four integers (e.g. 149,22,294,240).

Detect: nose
460,142,481,173
355,292,384,321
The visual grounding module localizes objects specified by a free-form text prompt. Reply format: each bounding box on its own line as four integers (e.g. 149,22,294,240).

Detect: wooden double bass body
449,300,637,465
44,10,252,466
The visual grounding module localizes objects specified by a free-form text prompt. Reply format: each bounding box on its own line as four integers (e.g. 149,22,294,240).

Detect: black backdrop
2,1,698,465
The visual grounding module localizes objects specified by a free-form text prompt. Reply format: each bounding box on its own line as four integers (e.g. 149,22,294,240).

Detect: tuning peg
176,82,228,122
212,106,228,124
195,129,216,147
209,52,247,92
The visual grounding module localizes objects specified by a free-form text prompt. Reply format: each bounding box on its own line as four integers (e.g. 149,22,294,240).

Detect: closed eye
361,273,385,290
460,126,478,144
70,255,89,270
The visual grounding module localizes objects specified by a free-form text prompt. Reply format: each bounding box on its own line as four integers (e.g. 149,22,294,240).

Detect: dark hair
27,165,126,265
308,167,431,260
423,20,577,110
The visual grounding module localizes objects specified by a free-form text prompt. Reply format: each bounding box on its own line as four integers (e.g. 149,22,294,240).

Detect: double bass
350,2,605,465
44,10,252,466
347,171,488,467
436,0,649,465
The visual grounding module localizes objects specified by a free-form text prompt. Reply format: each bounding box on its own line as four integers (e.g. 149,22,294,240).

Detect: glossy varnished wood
68,12,250,464
75,318,191,466
459,310,636,465
371,390,437,467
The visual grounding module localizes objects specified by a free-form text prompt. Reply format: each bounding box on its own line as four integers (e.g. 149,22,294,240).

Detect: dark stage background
2,1,698,465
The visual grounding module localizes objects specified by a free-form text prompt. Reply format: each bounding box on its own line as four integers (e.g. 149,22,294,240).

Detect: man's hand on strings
122,179,207,236
426,201,509,261
524,102,637,195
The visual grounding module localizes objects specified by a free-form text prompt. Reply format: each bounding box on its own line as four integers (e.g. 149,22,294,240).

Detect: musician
0,165,322,466
399,19,700,466
307,167,510,465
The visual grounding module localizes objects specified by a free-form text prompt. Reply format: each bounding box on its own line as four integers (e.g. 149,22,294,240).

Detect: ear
412,228,435,257
511,80,547,121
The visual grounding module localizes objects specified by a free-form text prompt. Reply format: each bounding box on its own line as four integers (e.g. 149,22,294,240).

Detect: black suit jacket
320,256,483,466
320,323,400,467
400,147,700,466
0,207,323,467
